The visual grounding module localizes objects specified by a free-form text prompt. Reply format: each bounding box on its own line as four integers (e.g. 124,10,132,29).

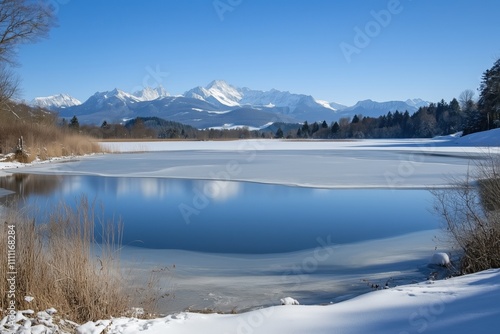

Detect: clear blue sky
17,0,500,106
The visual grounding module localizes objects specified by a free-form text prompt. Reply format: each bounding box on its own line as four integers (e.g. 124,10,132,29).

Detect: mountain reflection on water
0,174,438,254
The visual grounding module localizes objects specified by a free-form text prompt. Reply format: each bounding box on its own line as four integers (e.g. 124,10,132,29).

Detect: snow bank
3,269,499,334
454,128,500,146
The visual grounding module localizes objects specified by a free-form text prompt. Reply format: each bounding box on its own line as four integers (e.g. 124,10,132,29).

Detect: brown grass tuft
0,197,129,322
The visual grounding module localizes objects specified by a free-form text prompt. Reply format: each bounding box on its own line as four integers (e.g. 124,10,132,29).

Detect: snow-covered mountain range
32,94,82,109
32,81,430,129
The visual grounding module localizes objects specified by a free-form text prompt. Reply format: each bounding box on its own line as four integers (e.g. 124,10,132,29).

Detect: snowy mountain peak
205,80,237,92
133,86,170,101
32,94,81,110
111,88,141,101
185,80,242,107
405,98,429,108
204,80,243,106
85,88,140,106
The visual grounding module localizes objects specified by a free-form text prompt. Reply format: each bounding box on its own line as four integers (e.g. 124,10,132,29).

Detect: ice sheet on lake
3,138,494,189
121,229,448,313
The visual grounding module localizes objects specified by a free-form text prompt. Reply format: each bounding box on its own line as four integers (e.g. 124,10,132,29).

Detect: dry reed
0,197,129,322
0,104,103,162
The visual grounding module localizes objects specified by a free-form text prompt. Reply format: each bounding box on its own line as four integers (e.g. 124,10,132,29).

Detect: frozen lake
1,174,438,253
2,138,491,312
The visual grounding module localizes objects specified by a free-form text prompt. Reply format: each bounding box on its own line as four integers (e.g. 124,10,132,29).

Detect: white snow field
1,129,500,333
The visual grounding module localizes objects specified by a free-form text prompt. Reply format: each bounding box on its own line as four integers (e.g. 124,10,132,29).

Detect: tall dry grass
0,197,129,322
0,121,102,162
0,104,103,162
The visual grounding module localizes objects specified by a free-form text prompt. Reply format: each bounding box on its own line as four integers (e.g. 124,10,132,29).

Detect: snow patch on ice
280,297,300,305
430,252,450,266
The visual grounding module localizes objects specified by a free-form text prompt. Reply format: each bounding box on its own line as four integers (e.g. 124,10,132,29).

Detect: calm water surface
1,174,438,253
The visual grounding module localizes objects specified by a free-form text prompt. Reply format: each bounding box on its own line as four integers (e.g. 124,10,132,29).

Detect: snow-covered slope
32,93,81,110
453,128,500,146
132,86,169,101
315,99,341,111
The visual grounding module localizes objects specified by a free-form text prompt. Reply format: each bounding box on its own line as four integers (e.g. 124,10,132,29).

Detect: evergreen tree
275,127,284,138
301,121,310,137
331,122,340,135
378,115,387,128
402,111,411,136
69,115,79,130
386,112,394,127
393,111,403,126
311,122,320,134
478,58,500,131
450,98,460,113
321,120,328,128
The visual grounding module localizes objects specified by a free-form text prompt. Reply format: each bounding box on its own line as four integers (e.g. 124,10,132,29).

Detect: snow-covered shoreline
3,268,499,334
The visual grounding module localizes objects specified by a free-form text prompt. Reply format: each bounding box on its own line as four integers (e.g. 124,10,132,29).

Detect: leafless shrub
432,154,500,274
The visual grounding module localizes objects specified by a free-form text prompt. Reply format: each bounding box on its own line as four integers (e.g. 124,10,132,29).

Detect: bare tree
0,0,56,106
0,0,56,64
459,89,475,112
0,65,17,104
